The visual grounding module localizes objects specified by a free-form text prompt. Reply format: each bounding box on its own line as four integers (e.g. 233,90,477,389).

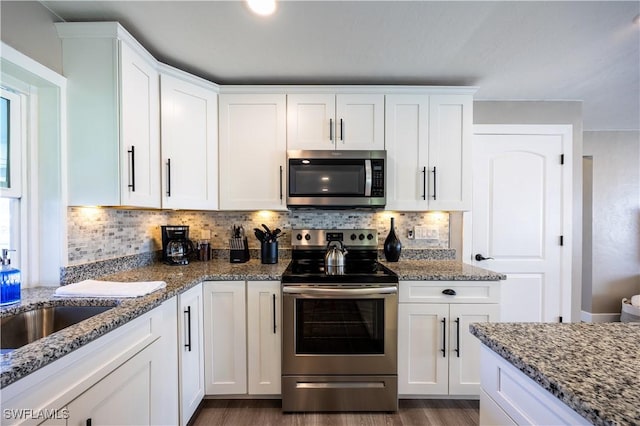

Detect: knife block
229,237,250,263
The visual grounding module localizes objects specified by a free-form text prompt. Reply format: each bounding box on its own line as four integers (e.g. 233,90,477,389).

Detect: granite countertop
1,258,502,388
382,259,506,281
470,322,640,426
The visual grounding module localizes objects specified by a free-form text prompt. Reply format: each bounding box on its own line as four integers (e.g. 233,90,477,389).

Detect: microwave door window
290,164,365,196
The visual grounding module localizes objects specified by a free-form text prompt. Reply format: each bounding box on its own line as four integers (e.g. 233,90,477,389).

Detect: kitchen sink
0,305,115,350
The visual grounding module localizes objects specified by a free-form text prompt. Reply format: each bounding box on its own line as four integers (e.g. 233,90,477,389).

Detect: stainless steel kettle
325,241,348,274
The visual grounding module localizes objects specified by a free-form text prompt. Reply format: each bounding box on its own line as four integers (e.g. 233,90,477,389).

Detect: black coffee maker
161,225,194,265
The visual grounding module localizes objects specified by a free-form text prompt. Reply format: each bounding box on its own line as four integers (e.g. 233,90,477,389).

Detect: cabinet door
219,94,287,210
335,94,385,150
247,281,281,395
385,95,429,210
427,94,472,210
448,304,499,395
66,342,159,426
161,74,218,210
178,284,205,424
119,41,161,208
203,281,247,394
287,94,336,150
398,303,449,395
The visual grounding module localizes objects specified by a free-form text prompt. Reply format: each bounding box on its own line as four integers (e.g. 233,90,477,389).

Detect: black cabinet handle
455,318,461,358
329,118,333,142
442,288,457,296
340,118,344,141
272,294,277,334
166,158,171,197
475,254,494,261
127,146,136,192
421,167,426,200
184,306,192,352
440,318,446,357
279,166,283,200
432,166,437,200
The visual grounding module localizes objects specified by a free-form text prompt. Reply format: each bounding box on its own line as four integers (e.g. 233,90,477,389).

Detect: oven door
282,285,397,376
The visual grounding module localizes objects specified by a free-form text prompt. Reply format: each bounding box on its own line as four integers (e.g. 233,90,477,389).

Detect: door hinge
559,316,563,323
560,235,564,246
560,154,565,165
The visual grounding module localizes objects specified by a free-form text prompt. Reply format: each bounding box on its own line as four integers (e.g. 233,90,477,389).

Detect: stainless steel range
281,229,399,413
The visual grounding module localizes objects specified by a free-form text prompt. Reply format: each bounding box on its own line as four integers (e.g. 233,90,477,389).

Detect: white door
178,283,204,424
203,281,247,394
119,41,160,208
398,303,449,395
247,281,281,395
336,94,385,150
448,303,499,395
472,125,572,322
219,94,287,210
161,74,218,210
287,94,336,150
385,94,430,210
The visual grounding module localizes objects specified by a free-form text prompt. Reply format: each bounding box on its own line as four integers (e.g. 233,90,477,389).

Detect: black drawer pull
442,289,457,296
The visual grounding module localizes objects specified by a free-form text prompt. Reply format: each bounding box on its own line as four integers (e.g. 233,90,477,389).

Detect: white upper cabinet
287,93,384,150
219,93,287,210
56,22,161,208
160,68,218,210
385,93,472,211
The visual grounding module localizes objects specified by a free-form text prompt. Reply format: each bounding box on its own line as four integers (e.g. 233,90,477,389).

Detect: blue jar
0,249,21,306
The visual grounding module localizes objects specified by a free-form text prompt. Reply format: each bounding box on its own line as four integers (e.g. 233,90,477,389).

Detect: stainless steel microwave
287,150,386,209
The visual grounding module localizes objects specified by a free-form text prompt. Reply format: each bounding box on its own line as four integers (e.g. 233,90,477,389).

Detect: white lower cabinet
203,280,281,396
178,283,205,425
1,297,178,426
398,280,499,396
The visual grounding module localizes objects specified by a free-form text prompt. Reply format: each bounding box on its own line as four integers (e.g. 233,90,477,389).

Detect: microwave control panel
371,159,385,197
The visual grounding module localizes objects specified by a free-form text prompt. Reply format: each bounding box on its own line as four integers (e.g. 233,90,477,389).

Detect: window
0,88,22,268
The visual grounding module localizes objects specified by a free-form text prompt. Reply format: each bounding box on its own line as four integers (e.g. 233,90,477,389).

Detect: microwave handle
364,159,372,196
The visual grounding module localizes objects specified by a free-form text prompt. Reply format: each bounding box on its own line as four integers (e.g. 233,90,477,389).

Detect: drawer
399,280,499,304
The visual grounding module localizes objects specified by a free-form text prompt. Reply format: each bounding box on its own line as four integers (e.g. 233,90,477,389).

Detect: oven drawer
282,375,398,412
399,280,499,304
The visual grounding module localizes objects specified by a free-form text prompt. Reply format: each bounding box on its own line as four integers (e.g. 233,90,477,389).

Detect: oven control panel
292,229,378,248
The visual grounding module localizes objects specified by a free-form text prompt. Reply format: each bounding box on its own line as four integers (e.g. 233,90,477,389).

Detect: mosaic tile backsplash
67,207,450,266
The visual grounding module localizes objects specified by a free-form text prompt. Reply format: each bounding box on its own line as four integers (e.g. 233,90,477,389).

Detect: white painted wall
583,131,640,315
0,1,63,74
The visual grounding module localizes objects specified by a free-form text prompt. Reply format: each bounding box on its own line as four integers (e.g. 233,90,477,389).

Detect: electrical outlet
414,226,439,240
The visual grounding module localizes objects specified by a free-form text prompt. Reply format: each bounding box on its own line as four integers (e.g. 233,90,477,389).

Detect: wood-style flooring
191,399,479,426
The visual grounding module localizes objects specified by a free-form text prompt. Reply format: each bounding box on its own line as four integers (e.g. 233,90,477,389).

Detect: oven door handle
282,286,397,297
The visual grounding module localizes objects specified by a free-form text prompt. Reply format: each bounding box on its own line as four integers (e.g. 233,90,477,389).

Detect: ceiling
41,1,640,131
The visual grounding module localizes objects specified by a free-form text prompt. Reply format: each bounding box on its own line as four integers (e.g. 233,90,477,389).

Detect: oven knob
305,234,311,241
350,233,357,241
367,233,374,240
359,234,365,240
296,234,303,241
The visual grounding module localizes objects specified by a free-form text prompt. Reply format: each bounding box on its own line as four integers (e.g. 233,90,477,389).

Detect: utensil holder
261,241,278,264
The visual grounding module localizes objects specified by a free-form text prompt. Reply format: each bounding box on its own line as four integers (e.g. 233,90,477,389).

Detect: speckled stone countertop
470,322,640,426
1,258,502,388
0,259,287,388
381,259,506,281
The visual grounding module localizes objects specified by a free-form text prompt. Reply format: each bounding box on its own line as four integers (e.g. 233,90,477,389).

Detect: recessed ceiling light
247,0,277,16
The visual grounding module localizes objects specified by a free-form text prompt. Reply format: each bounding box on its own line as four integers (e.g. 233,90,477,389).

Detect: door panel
473,129,566,323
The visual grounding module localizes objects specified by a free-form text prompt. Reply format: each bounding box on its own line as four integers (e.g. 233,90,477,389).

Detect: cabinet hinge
560,154,565,165
560,235,564,246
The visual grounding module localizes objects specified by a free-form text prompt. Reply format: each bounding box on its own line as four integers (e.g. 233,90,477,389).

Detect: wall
67,208,451,266
583,131,640,315
473,100,584,321
0,1,62,74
